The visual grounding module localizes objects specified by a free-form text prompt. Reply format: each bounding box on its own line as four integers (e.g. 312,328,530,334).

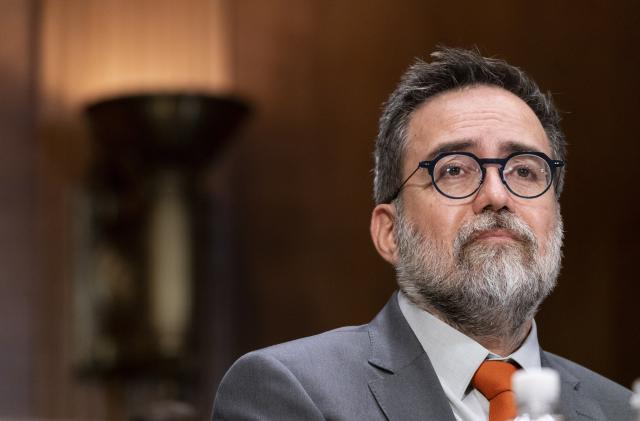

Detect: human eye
514,165,536,179
505,156,548,184
443,163,464,177
436,157,475,180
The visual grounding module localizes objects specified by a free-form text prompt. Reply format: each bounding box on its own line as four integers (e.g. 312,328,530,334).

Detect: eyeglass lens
432,154,552,198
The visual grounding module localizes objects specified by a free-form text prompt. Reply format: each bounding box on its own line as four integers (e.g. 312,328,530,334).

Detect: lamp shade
85,93,249,168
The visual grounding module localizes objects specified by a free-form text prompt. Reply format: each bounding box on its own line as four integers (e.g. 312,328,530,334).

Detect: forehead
406,85,551,160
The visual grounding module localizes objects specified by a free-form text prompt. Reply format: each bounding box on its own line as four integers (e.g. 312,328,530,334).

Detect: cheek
413,198,469,245
524,202,560,249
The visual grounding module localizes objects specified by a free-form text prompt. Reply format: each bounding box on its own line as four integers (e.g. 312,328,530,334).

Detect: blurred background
2,0,640,419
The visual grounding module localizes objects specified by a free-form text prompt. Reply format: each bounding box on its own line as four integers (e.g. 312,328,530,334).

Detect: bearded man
212,48,632,421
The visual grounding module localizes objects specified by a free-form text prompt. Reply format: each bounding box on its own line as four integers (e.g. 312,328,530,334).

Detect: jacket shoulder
543,351,632,408
212,344,326,420
235,324,374,388
212,324,380,420
256,324,370,363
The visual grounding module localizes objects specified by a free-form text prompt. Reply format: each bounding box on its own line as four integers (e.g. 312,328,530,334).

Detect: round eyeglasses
385,151,565,203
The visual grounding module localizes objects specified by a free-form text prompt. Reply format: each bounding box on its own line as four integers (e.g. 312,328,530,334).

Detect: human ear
370,203,398,265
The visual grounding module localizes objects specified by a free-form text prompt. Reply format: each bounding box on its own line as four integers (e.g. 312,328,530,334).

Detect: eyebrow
500,140,540,155
425,140,475,160
424,139,544,161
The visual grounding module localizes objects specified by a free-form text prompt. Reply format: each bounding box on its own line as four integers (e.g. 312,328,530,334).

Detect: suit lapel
368,352,456,421
541,352,606,421
366,293,456,421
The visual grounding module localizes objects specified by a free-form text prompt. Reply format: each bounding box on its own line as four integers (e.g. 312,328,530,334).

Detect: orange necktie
472,360,518,421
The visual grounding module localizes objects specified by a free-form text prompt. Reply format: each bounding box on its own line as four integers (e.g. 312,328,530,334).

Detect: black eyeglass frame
385,151,565,203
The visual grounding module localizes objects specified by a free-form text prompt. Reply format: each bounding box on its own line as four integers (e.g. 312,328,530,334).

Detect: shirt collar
397,291,541,400
506,318,541,370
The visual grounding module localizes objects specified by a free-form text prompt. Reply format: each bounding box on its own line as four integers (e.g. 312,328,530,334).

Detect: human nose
471,166,512,213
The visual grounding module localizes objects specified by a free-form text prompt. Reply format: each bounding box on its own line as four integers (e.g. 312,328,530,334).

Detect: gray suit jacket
213,293,632,420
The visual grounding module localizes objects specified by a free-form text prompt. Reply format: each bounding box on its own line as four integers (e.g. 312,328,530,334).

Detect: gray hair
373,47,566,204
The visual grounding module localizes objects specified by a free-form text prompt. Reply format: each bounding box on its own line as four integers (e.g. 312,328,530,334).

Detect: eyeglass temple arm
384,164,425,203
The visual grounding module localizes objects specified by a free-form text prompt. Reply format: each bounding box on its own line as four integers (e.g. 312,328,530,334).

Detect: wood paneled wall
0,0,39,415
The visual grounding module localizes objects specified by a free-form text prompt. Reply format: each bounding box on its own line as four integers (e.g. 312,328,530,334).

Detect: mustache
453,211,538,253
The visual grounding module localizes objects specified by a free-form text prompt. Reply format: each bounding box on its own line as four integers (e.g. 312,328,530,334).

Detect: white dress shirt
397,292,542,421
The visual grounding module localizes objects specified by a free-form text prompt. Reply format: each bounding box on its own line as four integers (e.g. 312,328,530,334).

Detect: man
212,48,632,420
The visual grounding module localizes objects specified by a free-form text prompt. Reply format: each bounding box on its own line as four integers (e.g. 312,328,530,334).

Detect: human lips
471,228,522,243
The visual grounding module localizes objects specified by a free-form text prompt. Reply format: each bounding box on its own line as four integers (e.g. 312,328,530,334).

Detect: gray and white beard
394,202,564,340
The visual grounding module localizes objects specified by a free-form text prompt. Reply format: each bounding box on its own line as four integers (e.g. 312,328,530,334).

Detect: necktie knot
472,360,519,421
472,360,518,398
